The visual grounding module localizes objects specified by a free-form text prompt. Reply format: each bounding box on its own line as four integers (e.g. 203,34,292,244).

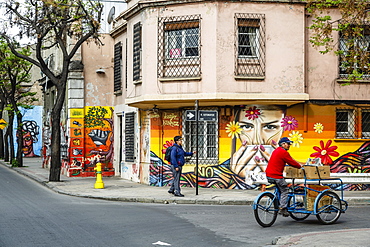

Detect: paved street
1,158,370,246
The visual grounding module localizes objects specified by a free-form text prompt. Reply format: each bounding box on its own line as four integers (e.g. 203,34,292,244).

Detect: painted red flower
281,115,298,131
162,140,175,154
245,106,261,120
310,140,339,165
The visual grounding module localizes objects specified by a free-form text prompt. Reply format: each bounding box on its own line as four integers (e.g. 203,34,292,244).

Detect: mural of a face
23,132,34,156
22,120,40,157
238,105,285,145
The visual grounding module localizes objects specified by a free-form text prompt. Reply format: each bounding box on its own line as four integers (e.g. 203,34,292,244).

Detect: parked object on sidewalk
94,162,105,189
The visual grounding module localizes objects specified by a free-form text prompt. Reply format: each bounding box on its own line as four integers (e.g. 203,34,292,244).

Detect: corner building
110,0,370,190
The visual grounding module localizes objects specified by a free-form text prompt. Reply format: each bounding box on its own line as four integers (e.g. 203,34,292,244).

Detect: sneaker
174,193,184,197
279,208,289,217
168,190,174,194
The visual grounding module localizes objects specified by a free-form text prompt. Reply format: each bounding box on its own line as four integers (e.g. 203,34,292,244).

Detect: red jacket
266,147,301,179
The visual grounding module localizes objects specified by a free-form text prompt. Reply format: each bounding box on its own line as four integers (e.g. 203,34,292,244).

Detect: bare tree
0,0,103,181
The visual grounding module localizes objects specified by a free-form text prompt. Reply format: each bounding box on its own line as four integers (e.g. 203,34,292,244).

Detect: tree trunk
0,101,4,159
4,128,9,162
15,112,23,167
6,112,15,164
48,84,66,182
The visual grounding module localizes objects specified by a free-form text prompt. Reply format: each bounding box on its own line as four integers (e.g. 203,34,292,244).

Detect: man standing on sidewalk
265,137,302,217
168,136,194,197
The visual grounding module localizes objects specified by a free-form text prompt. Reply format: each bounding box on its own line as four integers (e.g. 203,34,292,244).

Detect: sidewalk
2,157,370,206
2,157,370,246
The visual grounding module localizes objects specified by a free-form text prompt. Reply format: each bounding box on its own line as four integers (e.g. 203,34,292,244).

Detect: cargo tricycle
252,165,348,227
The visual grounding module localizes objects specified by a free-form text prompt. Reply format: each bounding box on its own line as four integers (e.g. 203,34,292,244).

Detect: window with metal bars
338,24,370,80
133,22,142,81
113,42,122,92
235,13,266,78
125,112,135,162
158,15,201,78
182,110,219,165
335,108,370,139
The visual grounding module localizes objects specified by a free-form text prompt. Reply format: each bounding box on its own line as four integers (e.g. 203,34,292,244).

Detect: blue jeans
267,177,289,208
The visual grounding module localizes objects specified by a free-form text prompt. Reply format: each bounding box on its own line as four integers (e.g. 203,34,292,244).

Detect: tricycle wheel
254,193,278,227
315,191,342,225
288,194,310,221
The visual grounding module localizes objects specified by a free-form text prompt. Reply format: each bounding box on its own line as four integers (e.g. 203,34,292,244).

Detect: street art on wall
148,104,370,191
13,106,43,157
66,106,114,177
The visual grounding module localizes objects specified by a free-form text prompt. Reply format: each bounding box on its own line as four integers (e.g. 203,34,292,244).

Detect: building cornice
117,0,307,22
125,93,309,109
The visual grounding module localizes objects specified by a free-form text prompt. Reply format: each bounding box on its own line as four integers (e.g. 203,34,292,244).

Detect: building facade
110,0,370,190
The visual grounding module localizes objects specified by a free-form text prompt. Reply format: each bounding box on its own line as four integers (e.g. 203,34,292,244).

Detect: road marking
152,241,171,246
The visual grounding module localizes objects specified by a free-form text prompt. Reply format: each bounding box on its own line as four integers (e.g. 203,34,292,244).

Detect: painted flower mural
310,140,339,165
225,121,242,139
162,140,174,154
314,123,324,133
281,115,298,131
289,131,303,148
245,106,261,120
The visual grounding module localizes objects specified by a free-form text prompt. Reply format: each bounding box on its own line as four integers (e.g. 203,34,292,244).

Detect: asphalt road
1,165,370,247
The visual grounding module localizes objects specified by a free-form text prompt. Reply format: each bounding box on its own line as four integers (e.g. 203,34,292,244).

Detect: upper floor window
158,15,201,78
235,13,266,78
133,22,142,82
336,107,370,139
338,24,370,80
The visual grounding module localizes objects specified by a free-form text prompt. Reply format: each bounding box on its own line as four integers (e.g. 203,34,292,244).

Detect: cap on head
278,137,293,145
174,136,182,142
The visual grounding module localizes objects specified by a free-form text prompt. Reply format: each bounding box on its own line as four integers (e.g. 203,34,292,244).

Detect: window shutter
125,112,135,162
114,42,122,92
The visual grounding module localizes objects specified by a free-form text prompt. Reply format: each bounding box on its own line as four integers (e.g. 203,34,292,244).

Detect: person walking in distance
265,137,302,217
168,136,195,197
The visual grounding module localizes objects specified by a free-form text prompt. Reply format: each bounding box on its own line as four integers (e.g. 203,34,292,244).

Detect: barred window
362,110,370,138
133,22,142,81
336,109,355,138
335,108,370,139
338,24,370,80
158,15,201,78
113,42,122,92
182,110,218,165
235,13,265,78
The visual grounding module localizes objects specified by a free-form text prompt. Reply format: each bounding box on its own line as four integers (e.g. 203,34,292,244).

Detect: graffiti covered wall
13,106,43,157
65,106,114,177
149,104,370,191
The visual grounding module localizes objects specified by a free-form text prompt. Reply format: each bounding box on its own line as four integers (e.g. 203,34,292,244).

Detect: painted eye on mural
240,123,254,131
262,124,280,131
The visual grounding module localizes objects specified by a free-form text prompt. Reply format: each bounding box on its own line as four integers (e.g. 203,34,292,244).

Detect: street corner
274,228,370,247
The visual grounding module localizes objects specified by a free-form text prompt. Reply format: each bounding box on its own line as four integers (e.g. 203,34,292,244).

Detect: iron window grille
158,15,201,78
133,22,142,82
113,42,122,92
235,13,266,77
182,109,219,166
125,112,135,162
361,109,370,138
338,23,370,80
335,107,370,139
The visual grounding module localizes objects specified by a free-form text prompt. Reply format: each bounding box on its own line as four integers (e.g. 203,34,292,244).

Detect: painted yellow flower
225,121,242,139
289,131,303,148
314,123,324,134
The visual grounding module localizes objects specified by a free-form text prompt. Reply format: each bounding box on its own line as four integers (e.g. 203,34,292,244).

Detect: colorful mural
148,103,370,191
13,106,43,157
65,106,114,177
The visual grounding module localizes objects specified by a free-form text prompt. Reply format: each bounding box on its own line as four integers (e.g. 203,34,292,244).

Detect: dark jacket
170,143,193,168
